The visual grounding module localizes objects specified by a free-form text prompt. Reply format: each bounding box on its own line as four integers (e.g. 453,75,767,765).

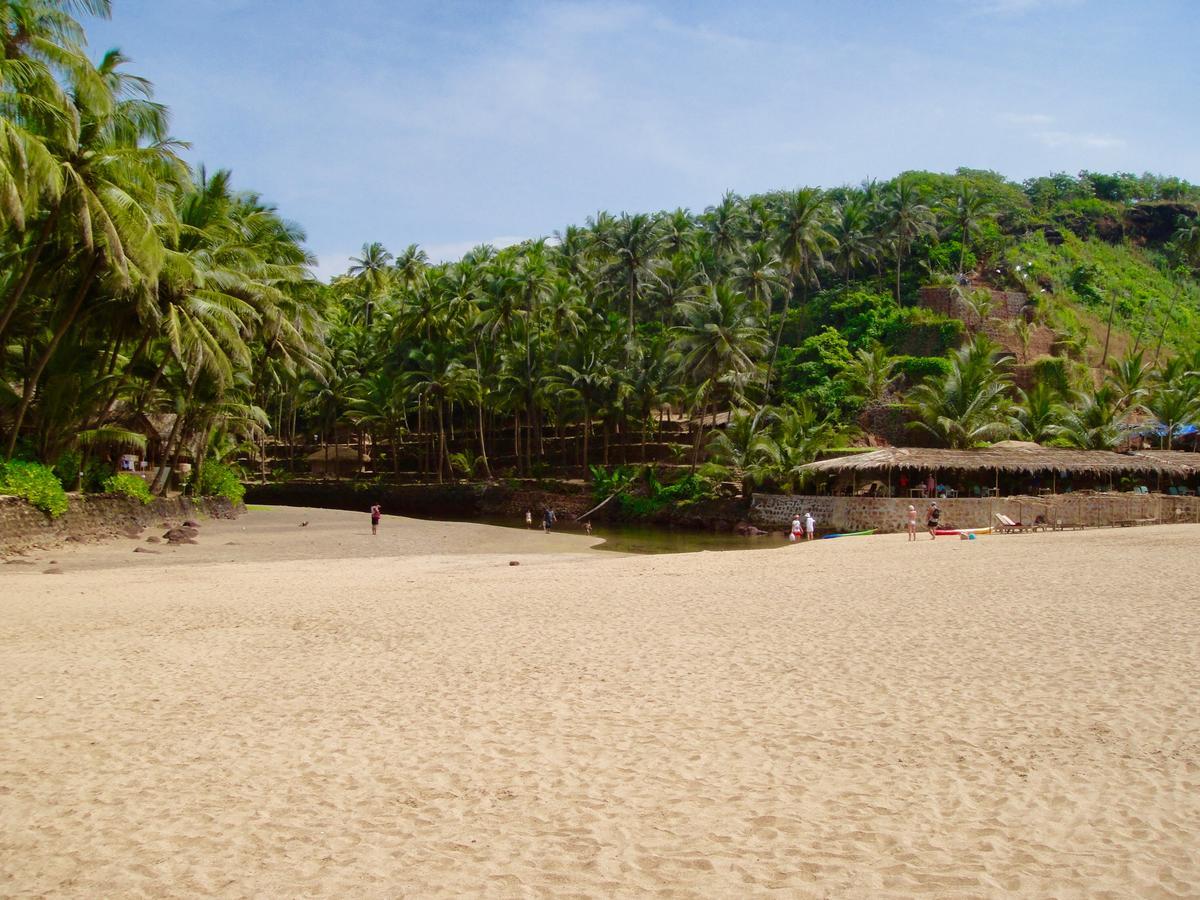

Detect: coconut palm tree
4,49,179,456
845,343,900,406
1141,382,1199,450
767,187,831,393
1105,349,1152,410
764,400,844,492
730,240,785,319
886,177,934,300
1058,387,1124,451
704,407,779,496
908,335,1014,448
940,182,994,274
827,192,876,286
347,241,392,327
1012,381,1065,443
598,212,663,338
672,284,769,466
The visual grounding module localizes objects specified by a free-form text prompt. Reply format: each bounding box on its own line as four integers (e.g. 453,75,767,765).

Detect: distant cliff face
1036,201,1197,246
1124,201,1198,243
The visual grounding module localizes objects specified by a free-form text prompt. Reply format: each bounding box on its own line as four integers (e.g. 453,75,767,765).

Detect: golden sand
2,507,1197,897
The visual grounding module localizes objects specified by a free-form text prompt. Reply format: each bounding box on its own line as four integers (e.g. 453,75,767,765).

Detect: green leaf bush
102,472,154,504
196,460,246,505
0,460,70,518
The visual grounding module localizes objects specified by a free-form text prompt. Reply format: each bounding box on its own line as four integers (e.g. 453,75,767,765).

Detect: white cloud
998,112,1124,152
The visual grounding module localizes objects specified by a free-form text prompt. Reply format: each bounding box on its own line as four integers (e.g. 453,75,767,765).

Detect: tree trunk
5,255,101,458
476,403,491,478
690,402,708,472
513,411,521,475
581,402,590,474
1100,290,1119,367
436,400,446,484
0,203,62,347
151,376,196,495
765,276,801,394
1152,288,1179,369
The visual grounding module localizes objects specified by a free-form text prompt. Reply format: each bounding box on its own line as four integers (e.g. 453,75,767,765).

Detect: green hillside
3,3,1200,502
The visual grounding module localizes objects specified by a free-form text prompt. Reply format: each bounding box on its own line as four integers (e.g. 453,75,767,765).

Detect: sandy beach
1,506,1197,898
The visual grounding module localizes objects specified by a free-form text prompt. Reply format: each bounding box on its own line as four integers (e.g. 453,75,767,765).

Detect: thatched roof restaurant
1131,450,1200,474
800,442,1192,480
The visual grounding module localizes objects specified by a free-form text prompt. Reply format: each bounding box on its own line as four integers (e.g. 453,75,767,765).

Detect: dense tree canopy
2,2,1199,510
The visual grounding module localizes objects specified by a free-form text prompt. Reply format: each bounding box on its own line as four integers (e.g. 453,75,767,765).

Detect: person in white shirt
804,511,816,540
790,515,802,542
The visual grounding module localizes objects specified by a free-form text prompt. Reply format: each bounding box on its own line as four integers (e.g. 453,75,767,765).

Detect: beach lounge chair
993,513,1029,534
1051,520,1086,531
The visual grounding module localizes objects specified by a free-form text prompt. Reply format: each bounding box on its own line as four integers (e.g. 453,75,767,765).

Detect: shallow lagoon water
427,515,792,555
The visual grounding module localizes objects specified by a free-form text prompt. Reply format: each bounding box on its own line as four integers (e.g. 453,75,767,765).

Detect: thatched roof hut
1132,450,1200,474
306,444,370,475
799,441,1190,479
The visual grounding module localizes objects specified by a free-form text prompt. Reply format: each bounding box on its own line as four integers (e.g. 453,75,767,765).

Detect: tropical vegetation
2,3,1199,516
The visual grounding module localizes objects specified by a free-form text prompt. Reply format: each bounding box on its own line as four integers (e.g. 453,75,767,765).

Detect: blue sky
87,0,1200,279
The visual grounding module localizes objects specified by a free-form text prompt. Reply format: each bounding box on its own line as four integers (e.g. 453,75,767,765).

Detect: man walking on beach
926,501,940,539
370,503,382,536
804,510,816,541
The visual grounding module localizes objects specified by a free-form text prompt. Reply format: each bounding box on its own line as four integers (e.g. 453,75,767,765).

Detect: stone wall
0,494,241,555
750,492,1200,533
918,286,1030,325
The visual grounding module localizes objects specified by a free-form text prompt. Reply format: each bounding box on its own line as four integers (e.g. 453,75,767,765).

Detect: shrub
924,240,976,274
1030,355,1071,394
53,450,80,490
893,355,952,386
0,460,70,518
102,472,153,504
884,307,966,356
196,460,246,505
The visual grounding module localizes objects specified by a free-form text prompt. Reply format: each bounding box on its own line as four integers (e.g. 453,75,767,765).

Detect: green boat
821,529,876,539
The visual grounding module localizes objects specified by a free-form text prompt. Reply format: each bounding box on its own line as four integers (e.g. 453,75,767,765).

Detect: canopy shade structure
799,442,1191,479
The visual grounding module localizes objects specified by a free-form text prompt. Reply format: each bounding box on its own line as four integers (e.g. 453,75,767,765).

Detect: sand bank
2,507,1197,897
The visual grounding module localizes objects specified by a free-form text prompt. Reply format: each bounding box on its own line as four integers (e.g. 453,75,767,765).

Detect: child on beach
524,509,533,528
906,504,918,541
804,511,816,541
790,515,801,542
370,503,382,535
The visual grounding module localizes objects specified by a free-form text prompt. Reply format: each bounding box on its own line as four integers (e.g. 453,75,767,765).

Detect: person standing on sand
906,504,918,541
926,501,940,539
524,509,532,528
370,503,382,535
790,515,801,542
804,510,816,541
542,508,553,533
